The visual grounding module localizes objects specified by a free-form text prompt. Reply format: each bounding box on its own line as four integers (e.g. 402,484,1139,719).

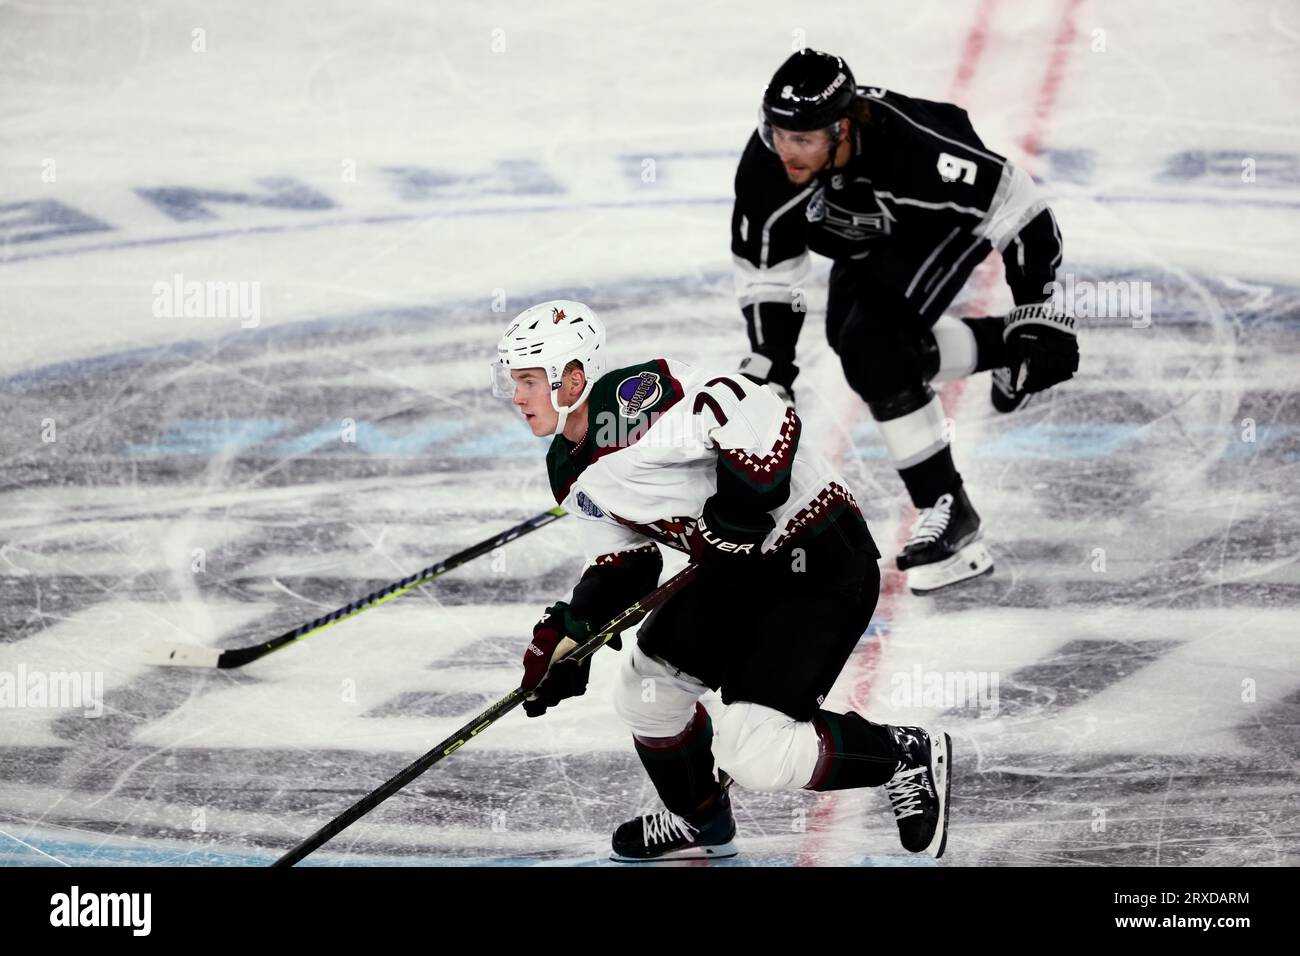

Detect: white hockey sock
712,702,823,791
930,315,979,383
876,393,949,470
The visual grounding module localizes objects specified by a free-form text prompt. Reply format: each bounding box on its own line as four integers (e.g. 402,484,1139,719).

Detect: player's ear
565,364,587,402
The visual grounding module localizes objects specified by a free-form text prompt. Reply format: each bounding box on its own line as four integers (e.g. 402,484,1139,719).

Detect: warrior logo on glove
1002,301,1080,396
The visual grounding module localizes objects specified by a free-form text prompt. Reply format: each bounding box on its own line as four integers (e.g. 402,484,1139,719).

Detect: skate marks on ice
0,270,1297,864
866,270,1300,865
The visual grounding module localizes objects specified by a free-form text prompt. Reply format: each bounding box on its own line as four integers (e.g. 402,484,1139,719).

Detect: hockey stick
272,562,699,867
144,507,569,669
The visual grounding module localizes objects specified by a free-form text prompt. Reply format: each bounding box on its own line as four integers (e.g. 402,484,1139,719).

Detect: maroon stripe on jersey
705,376,747,401
553,478,573,505
769,481,863,551
805,714,839,790
653,358,685,398
588,360,686,465
719,407,799,489
592,543,660,567
609,512,695,554
693,393,728,426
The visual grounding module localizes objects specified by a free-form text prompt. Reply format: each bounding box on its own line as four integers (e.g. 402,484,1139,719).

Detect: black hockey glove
521,602,595,718
686,497,771,569
1002,302,1079,395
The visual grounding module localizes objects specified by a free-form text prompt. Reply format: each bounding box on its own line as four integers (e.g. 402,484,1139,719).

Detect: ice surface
1,0,1297,865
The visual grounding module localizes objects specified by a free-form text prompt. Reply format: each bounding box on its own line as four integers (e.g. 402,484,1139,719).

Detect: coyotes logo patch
616,371,663,419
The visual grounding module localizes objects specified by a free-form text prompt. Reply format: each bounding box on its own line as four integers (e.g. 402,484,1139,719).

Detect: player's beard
785,161,819,185
785,145,835,185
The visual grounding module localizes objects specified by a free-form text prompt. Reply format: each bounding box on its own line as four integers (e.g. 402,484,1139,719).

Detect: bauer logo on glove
693,517,756,555
520,602,597,718
686,498,772,567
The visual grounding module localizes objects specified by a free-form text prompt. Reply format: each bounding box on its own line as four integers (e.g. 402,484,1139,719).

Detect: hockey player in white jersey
491,298,952,862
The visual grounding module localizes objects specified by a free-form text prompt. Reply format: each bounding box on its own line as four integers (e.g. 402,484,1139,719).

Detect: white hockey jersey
546,357,871,567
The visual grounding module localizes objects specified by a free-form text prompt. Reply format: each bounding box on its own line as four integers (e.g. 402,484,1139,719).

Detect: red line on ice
1021,0,1085,161
949,0,1000,105
793,0,1082,865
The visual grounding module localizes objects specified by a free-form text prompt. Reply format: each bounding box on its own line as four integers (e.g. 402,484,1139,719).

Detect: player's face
511,368,558,436
772,126,832,184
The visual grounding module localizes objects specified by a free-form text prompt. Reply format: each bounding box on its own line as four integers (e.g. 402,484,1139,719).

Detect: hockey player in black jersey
493,298,951,862
731,49,1079,593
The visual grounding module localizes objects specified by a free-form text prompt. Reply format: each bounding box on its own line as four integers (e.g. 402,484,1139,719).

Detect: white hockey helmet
491,299,607,434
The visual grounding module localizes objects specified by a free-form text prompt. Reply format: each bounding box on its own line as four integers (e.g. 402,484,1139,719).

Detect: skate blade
906,540,994,595
609,841,738,863
926,732,952,859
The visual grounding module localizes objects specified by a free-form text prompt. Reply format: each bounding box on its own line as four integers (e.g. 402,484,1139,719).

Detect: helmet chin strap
552,404,572,437
548,378,595,438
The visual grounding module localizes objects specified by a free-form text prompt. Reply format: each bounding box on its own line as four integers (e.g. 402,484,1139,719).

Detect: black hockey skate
883,725,952,858
609,786,738,862
896,486,993,594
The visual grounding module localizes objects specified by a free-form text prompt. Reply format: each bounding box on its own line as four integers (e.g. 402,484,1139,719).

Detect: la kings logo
805,187,826,223
820,192,894,240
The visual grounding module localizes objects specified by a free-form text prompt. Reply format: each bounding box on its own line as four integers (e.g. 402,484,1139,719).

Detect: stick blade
142,641,223,668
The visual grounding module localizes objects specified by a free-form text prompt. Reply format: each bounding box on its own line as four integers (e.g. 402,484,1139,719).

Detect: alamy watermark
152,272,261,328
889,665,1000,717
591,408,713,452
0,665,103,718
1045,274,1152,329
50,886,151,936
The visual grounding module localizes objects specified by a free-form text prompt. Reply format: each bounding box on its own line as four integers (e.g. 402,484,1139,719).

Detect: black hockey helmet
759,49,856,148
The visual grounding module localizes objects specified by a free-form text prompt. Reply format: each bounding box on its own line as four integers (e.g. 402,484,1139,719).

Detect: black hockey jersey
731,86,1060,315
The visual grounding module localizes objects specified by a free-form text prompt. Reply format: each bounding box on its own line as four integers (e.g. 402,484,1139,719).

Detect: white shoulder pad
977,163,1048,252
733,252,812,308
689,373,788,453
